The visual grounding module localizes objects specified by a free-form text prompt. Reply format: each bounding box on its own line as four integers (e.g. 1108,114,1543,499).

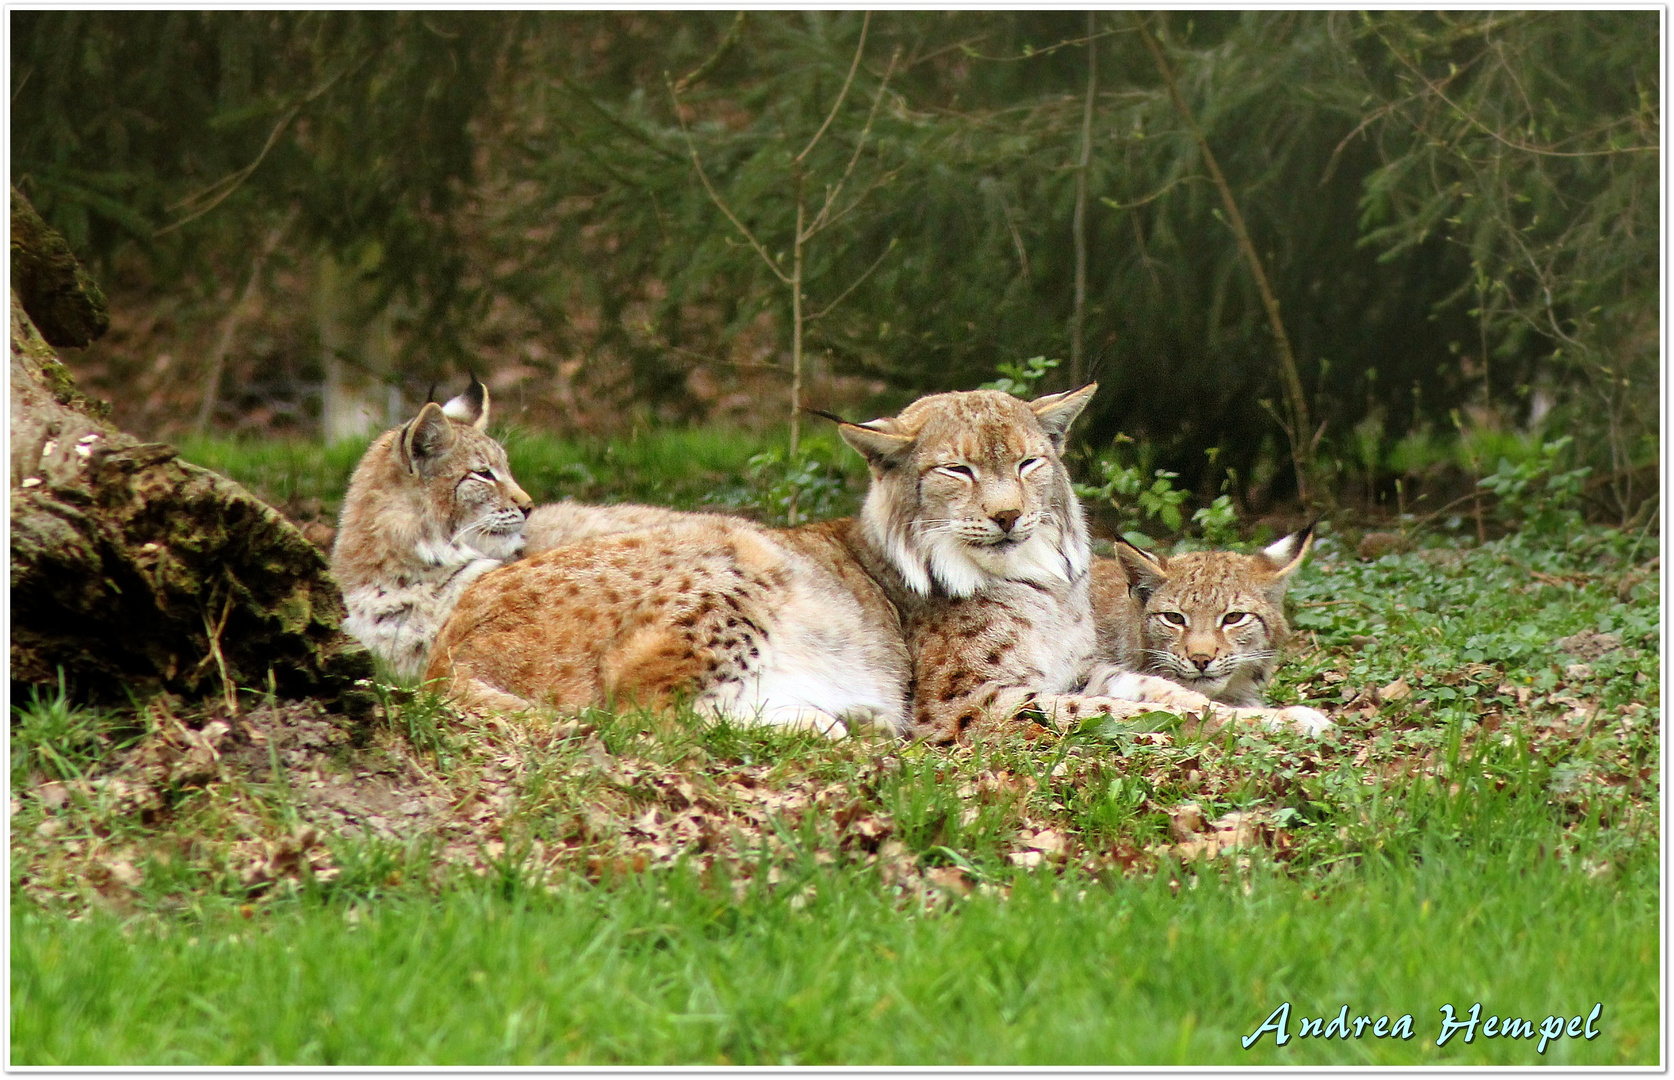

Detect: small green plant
371,678,463,771
1478,435,1591,536
11,672,116,785
738,447,850,527
1191,493,1241,545
980,355,1061,397
1075,438,1189,541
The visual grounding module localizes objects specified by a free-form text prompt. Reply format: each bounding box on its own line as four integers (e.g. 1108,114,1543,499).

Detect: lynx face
1109,529,1313,708
839,387,1094,598
421,423,530,564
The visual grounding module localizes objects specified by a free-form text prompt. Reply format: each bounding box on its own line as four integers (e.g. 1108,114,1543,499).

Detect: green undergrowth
176,426,866,525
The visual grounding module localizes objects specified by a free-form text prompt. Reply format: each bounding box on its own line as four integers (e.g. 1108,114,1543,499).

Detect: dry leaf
1168,802,1205,841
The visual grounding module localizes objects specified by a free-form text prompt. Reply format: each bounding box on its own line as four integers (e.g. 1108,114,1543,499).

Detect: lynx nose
991,509,1021,534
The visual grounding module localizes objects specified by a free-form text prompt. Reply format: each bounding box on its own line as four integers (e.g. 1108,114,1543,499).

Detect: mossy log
10,186,109,350
9,223,374,714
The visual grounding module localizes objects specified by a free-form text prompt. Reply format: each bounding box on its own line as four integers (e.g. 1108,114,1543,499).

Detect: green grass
12,842,1656,1066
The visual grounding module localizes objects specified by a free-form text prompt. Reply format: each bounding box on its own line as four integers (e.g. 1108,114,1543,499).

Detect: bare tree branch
667,76,793,286
1071,10,1098,386
807,237,897,322
805,45,900,240
796,11,871,166
196,205,298,434
1138,15,1318,504
673,11,746,95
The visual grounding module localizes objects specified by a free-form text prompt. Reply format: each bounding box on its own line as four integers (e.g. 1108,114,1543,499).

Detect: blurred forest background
11,10,1660,527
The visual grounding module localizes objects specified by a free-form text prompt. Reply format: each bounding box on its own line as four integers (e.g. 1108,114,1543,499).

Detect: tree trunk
9,205,375,717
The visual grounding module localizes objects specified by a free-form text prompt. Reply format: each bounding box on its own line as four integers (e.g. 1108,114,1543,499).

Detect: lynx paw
1088,666,1215,711
770,708,851,740
1267,705,1333,738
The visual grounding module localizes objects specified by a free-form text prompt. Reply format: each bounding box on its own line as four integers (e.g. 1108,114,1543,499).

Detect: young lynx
1082,529,1328,729
330,380,532,679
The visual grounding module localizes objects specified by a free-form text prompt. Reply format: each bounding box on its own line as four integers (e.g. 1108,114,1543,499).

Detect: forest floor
9,431,1662,1066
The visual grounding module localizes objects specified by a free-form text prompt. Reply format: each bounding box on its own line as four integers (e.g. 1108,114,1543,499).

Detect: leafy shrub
1478,435,1591,537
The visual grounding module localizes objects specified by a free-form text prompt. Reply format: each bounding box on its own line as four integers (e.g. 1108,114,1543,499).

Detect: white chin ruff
1167,668,1229,697
474,529,527,561
921,528,1077,598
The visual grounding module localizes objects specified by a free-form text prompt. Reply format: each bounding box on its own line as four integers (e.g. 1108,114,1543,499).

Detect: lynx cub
329,380,533,678
1082,529,1329,733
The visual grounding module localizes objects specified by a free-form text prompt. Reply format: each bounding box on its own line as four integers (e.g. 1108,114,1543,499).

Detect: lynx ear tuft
441,375,490,430
1261,523,1316,579
1029,383,1097,452
838,418,913,471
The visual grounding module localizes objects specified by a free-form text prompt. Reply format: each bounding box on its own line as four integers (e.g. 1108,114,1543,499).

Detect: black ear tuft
440,375,490,430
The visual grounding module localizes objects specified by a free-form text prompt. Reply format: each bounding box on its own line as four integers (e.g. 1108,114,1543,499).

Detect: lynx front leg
1084,663,1333,737
1084,664,1217,711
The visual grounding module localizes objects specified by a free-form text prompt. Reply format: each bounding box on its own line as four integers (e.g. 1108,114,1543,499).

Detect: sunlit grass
11,843,1655,1066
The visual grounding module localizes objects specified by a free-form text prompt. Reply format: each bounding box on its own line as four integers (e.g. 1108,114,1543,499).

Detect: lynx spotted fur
329,381,532,678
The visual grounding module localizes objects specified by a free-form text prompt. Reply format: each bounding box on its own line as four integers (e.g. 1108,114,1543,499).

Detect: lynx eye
936,463,975,480
1222,611,1254,628
1156,611,1188,627
1018,456,1044,476
469,468,496,482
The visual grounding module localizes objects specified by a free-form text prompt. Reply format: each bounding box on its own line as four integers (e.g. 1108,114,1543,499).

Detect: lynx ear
1114,537,1169,604
1261,523,1315,580
839,418,914,472
1030,383,1097,452
401,402,457,474
440,375,490,430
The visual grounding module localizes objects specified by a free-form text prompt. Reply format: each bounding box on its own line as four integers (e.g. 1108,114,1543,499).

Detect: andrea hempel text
1242,1002,1603,1055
